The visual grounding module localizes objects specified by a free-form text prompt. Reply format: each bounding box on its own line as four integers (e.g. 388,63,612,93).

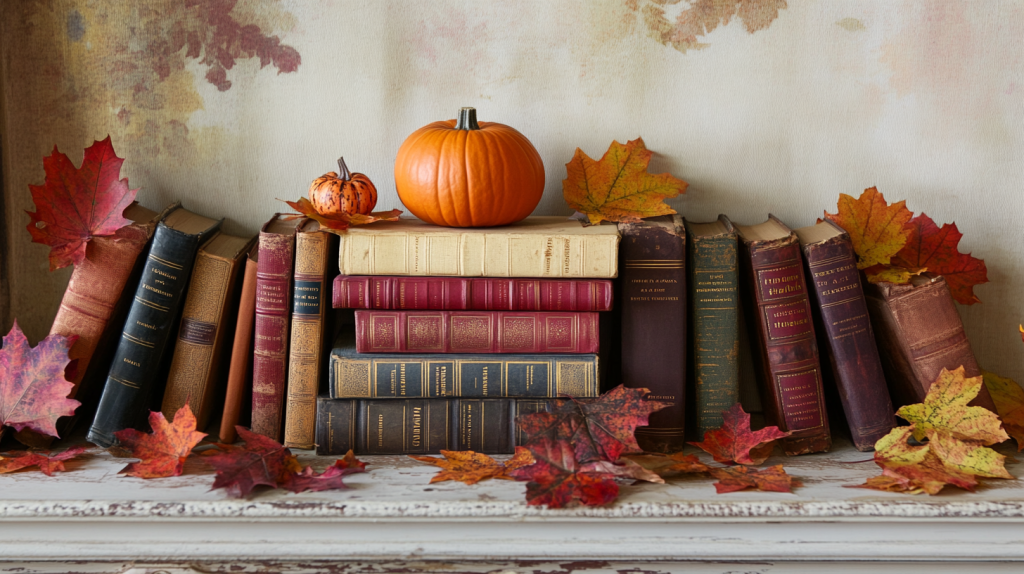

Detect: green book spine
687,221,740,436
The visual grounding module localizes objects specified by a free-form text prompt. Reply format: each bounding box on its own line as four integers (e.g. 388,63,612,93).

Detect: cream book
337,217,621,278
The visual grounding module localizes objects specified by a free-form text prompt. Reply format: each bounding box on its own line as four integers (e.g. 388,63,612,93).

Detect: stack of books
314,217,620,455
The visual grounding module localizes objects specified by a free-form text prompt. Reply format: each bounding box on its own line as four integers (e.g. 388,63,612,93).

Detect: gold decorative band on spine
149,254,184,270
122,333,155,348
135,297,170,312
110,376,140,389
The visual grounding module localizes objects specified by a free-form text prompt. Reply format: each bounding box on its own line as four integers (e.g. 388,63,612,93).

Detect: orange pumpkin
308,157,377,217
394,108,545,227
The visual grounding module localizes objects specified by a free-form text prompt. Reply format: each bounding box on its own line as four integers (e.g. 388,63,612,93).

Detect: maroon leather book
334,276,613,312
733,215,831,456
251,215,303,441
618,215,686,453
795,220,894,451
864,274,996,412
354,310,599,354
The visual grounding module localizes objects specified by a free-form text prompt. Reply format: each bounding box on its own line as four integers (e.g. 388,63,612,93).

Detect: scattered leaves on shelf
823,187,913,270
0,445,90,476
113,404,207,479
25,137,139,271
688,403,790,465
280,197,401,232
709,465,802,494
890,214,988,305
410,448,535,485
983,370,1024,451
562,138,687,225
0,321,81,438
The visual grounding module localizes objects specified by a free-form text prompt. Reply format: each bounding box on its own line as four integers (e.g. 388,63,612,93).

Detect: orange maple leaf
983,370,1024,452
890,214,988,305
114,404,207,479
562,138,687,225
621,452,711,478
410,447,535,485
279,197,401,232
823,187,914,270
708,464,801,494
0,445,89,476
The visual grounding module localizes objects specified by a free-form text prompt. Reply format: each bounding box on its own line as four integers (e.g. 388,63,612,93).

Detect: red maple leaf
507,438,620,508
206,427,302,497
25,137,139,271
0,445,89,476
0,321,81,438
282,462,365,493
709,464,802,494
891,214,988,305
331,449,368,472
114,404,207,479
689,403,790,465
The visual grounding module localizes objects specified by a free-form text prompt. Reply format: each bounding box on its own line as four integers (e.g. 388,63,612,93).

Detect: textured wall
2,0,1023,383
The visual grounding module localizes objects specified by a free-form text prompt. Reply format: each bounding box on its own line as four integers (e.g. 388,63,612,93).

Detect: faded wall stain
631,0,788,54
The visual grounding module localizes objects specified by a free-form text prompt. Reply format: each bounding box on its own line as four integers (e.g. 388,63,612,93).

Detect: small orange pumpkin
394,108,545,227
308,157,377,217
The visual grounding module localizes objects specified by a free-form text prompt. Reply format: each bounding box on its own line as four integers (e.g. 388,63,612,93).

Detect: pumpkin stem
455,107,480,130
336,157,351,181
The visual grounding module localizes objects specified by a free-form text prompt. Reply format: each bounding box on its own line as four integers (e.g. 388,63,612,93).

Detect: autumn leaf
708,465,802,494
282,461,365,493
0,321,81,438
114,404,207,479
562,138,687,225
0,445,89,476
280,197,401,232
331,449,368,472
411,448,535,485
896,367,1008,445
823,187,914,270
25,137,139,271
983,370,1024,451
852,426,979,495
688,403,790,465
926,429,1011,479
864,263,927,285
621,452,710,478
206,426,302,497
506,438,620,508
890,214,988,305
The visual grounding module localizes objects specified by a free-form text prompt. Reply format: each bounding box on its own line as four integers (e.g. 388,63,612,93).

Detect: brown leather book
161,232,256,430
219,244,260,444
733,215,831,456
283,220,336,449
795,220,894,451
864,274,996,411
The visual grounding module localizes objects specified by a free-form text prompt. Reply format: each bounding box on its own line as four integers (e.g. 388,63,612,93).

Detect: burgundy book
733,215,831,456
251,214,303,441
334,276,613,311
864,274,996,411
618,215,686,453
795,220,894,451
354,310,599,354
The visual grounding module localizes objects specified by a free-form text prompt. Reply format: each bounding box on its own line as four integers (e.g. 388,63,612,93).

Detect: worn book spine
739,231,831,455
618,216,687,453
686,226,740,437
864,275,995,411
87,219,220,448
333,276,614,311
354,310,600,354
315,397,557,455
283,228,334,448
329,342,599,399
802,234,894,451
251,225,297,441
219,246,259,444
336,226,619,278
161,236,251,430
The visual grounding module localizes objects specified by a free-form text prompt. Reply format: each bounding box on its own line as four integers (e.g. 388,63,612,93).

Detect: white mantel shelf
2,438,1024,563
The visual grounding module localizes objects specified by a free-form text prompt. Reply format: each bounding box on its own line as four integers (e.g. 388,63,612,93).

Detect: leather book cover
354,310,600,354
618,215,686,453
251,214,303,441
733,215,831,456
219,244,259,443
336,216,620,278
161,232,255,431
284,221,338,448
87,205,223,448
316,396,552,455
795,220,894,451
329,332,599,399
864,274,995,411
684,216,740,438
333,276,614,312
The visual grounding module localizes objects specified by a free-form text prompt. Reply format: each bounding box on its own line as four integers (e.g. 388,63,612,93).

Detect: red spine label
776,369,825,430
763,301,812,340
757,264,806,301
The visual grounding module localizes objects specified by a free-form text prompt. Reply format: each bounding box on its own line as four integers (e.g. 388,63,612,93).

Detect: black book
87,206,222,447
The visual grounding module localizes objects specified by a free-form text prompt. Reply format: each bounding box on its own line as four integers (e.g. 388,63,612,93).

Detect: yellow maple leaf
853,426,979,495
983,370,1024,451
562,138,687,225
823,187,914,270
864,263,927,284
926,429,1012,479
896,366,1008,445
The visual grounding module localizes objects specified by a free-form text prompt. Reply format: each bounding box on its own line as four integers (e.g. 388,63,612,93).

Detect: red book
251,215,303,441
733,215,831,456
355,310,599,354
334,276,613,311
